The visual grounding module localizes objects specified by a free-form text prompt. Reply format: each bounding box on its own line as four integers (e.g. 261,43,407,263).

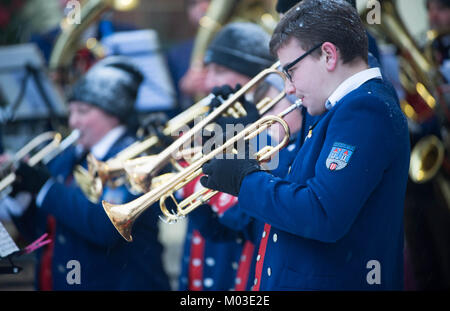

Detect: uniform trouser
404,179,450,290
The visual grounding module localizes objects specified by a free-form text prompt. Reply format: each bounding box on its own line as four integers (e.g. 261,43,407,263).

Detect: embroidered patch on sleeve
326,142,355,171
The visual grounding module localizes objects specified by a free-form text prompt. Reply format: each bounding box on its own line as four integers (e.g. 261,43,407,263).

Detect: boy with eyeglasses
200,0,410,290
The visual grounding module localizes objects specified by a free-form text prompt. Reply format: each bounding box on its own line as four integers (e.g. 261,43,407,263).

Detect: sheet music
101,29,176,112
0,221,19,258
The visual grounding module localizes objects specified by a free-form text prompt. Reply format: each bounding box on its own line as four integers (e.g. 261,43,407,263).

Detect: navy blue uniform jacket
238,78,410,290
14,132,170,290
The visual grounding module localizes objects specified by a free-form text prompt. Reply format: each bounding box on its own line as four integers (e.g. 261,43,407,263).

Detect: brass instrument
122,83,284,194
362,0,444,123
0,132,62,196
102,64,291,241
190,0,237,69
188,0,278,105
123,62,284,191
190,0,278,69
76,80,280,203
73,93,215,203
49,0,139,71
363,1,450,205
409,135,445,184
78,61,285,204
159,100,302,223
104,107,299,242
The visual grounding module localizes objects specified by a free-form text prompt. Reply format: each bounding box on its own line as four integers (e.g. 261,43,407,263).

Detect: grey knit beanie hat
68,56,144,124
204,22,275,77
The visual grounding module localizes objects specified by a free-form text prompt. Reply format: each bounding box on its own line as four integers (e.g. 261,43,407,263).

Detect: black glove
11,161,51,195
200,152,260,197
137,113,173,147
202,84,259,148
211,84,260,130
209,84,237,110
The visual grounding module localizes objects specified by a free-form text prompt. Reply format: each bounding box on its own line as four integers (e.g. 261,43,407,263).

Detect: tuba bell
190,0,278,69
49,0,140,87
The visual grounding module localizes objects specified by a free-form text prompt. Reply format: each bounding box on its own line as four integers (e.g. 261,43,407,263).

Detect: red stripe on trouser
252,223,271,291
234,241,255,291
188,230,205,290
39,172,75,290
39,216,56,291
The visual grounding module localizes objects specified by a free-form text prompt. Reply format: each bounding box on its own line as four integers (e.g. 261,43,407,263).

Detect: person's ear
321,42,338,71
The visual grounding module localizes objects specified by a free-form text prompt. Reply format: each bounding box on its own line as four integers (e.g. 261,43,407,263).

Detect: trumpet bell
102,63,296,241
103,200,135,242
102,178,168,241
123,155,159,193
73,165,103,203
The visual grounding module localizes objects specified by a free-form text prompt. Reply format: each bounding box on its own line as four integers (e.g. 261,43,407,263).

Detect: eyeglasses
282,42,323,82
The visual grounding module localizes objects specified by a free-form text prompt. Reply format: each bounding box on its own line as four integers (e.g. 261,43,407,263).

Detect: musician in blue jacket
200,0,410,290
177,22,277,291
9,57,171,290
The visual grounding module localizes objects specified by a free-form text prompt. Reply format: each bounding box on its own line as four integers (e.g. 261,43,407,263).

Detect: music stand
0,43,68,151
0,221,21,275
100,29,176,113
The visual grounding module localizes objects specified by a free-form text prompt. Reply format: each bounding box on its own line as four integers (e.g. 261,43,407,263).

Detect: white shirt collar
326,67,382,110
90,125,127,160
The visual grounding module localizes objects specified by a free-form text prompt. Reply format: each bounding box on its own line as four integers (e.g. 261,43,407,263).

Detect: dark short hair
270,0,368,64
276,0,356,14
426,0,450,8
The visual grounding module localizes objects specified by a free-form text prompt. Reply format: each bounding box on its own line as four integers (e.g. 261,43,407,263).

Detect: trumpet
159,100,302,222
103,93,301,243
0,131,77,197
81,63,284,202
121,62,284,191
74,93,216,203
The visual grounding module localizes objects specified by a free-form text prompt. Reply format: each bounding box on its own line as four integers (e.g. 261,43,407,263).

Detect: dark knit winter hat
204,22,275,78
68,56,144,124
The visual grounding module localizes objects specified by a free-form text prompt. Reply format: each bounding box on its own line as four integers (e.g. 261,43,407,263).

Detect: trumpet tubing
124,83,285,193
124,62,284,185
163,94,214,136
170,101,301,220
103,102,301,242
96,64,286,198
0,131,71,196
102,63,292,241
78,94,216,202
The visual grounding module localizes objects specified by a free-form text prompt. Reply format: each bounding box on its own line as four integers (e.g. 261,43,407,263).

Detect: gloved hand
11,161,51,195
209,84,237,110
200,151,260,197
209,84,260,130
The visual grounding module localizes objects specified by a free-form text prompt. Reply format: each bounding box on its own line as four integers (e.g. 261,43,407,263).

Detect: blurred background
0,0,449,291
